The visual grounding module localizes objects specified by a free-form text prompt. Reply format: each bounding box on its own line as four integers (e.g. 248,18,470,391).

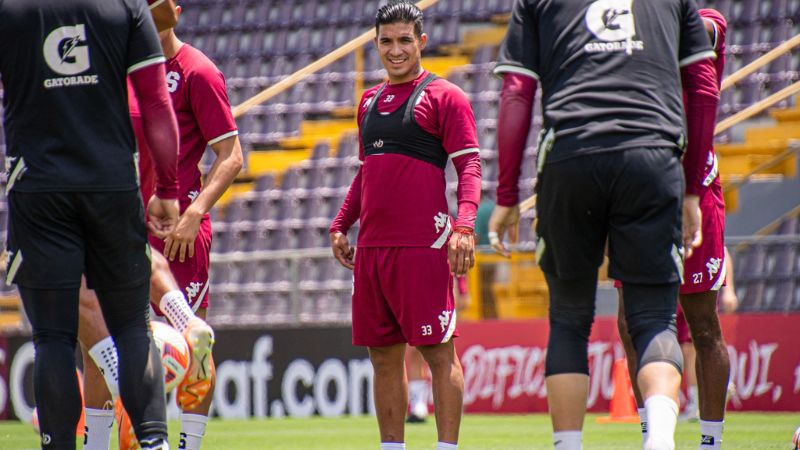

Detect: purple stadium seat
731,0,759,25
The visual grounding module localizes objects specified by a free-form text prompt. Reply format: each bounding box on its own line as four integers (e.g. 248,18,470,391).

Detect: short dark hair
375,1,424,38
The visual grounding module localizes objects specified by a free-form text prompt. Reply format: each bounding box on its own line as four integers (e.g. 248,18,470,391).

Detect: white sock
688,386,699,405
553,430,582,450
83,408,115,450
638,407,648,447
380,443,405,450
179,413,209,450
644,395,678,450
408,380,427,405
436,443,457,450
88,336,119,398
699,420,724,449
160,290,194,332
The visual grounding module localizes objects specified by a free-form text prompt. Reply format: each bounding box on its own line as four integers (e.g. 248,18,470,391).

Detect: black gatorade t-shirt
0,0,165,192
495,0,715,163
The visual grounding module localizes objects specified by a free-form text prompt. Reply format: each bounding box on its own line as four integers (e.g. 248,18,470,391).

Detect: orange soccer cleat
176,317,215,410
115,398,140,450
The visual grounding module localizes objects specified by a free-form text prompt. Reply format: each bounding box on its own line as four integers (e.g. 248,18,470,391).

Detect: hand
330,231,354,270
147,196,179,240
488,204,521,258
719,285,738,313
682,194,702,259
163,207,202,263
448,228,475,276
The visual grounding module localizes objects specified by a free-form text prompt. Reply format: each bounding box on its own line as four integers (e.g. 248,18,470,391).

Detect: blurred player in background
617,9,732,450
0,0,180,448
489,0,716,448
329,2,481,449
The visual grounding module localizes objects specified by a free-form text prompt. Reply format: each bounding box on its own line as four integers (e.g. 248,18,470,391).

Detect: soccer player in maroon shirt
616,9,732,450
148,4,243,448
329,3,481,449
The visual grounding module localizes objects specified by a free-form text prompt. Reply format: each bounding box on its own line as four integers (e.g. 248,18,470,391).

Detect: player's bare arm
164,135,243,262
149,0,178,32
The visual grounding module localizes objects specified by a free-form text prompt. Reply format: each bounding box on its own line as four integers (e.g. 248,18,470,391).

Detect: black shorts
535,147,683,283
6,190,151,290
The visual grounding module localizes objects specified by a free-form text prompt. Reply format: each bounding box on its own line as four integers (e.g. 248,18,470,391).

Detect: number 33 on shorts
421,324,433,336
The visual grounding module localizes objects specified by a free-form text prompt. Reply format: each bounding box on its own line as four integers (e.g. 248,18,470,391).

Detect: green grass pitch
0,413,796,449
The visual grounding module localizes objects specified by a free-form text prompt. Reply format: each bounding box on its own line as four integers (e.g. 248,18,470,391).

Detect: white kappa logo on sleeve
43,24,91,75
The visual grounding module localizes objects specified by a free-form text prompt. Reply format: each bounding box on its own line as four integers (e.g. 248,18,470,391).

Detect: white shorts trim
709,255,726,291
191,281,210,312
5,250,22,286
431,217,452,250
441,309,457,343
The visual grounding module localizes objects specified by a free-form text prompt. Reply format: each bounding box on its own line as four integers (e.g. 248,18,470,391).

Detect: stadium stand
0,0,798,328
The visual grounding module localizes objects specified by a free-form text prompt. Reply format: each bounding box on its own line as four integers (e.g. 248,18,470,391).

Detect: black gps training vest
360,73,448,169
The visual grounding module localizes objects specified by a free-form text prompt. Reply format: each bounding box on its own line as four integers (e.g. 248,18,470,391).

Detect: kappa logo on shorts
186,281,203,302
438,310,451,332
188,190,200,202
584,0,644,55
706,257,721,279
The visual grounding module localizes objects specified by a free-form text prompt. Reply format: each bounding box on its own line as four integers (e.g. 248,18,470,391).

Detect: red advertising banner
0,313,797,420
457,314,800,413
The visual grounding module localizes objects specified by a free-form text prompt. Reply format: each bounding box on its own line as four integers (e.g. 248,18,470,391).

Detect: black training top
495,0,715,163
361,73,449,170
0,0,164,193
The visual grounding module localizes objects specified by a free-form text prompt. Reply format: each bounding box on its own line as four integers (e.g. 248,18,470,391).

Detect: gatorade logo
584,0,644,54
43,24,90,75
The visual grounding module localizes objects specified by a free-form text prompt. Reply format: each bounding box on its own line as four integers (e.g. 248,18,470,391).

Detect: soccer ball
792,425,800,450
151,321,190,393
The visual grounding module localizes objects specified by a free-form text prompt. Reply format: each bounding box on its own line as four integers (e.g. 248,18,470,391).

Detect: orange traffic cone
597,358,640,423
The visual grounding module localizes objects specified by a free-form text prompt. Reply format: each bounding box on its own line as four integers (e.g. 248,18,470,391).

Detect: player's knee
33,327,76,348
545,274,596,376
417,343,458,372
367,345,404,373
689,324,722,351
623,282,683,372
